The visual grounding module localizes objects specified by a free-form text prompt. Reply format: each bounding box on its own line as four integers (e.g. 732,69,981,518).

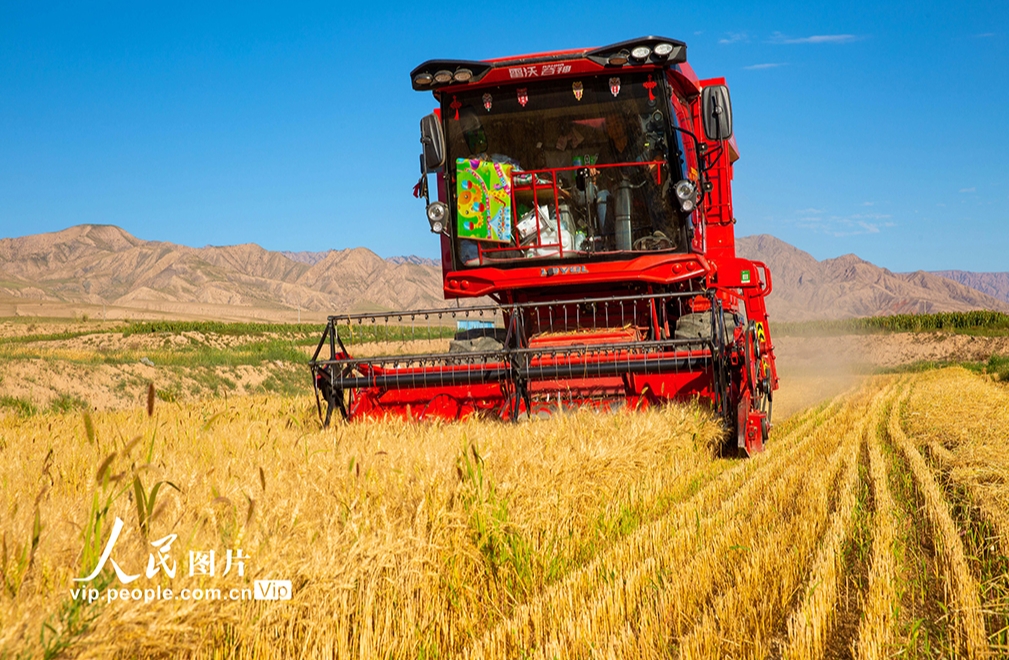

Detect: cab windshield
443,72,687,268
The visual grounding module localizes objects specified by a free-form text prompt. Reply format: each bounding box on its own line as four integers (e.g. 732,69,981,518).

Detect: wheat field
1,367,1008,658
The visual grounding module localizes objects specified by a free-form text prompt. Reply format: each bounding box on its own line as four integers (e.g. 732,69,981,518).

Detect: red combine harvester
311,36,778,454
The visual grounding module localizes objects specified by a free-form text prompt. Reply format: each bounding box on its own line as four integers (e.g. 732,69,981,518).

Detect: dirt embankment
0,323,312,412
0,359,298,411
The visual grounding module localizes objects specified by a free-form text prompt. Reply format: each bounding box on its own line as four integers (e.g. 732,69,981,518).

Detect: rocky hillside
0,225,446,314
932,270,1009,305
736,235,1009,321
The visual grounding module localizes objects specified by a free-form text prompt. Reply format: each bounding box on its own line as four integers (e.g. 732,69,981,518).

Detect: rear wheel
740,322,770,453
755,358,772,444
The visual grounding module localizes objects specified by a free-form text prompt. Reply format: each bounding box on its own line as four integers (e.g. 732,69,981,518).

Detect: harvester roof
410,36,696,93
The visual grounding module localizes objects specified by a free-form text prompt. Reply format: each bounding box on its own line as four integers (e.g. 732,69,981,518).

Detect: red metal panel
443,253,710,298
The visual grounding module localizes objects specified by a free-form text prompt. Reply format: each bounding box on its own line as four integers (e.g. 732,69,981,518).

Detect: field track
464,373,1008,659
1,368,1007,658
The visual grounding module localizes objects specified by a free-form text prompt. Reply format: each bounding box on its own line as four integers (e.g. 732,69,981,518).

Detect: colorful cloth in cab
456,158,513,243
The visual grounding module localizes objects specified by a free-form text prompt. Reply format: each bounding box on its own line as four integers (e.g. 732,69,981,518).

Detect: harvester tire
674,311,739,342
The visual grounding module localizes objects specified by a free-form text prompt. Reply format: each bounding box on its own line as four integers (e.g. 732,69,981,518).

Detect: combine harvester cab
311,36,778,455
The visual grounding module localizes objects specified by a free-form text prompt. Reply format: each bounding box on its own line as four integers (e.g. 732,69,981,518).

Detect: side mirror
701,85,733,140
420,113,445,172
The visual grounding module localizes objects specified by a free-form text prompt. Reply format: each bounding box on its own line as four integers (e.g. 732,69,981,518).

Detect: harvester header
311,36,778,455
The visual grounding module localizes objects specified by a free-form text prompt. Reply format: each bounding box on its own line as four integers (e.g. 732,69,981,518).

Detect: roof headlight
413,72,433,86
607,50,629,66
427,201,448,233
630,45,651,61
680,198,696,213
433,70,453,84
653,42,675,58
453,68,473,82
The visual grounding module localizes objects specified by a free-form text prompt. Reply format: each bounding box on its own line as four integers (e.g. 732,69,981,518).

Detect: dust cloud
770,335,867,421
770,332,1009,421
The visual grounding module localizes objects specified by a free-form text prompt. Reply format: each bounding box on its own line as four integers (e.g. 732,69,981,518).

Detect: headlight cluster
607,42,678,66
427,69,473,85
410,60,491,90
674,180,698,213
426,202,448,234
586,38,686,67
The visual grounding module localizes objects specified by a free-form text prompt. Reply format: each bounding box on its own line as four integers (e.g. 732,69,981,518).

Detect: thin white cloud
793,212,895,237
974,32,995,38
861,201,875,206
744,63,787,70
718,32,749,45
796,208,824,215
959,187,976,193
769,31,859,44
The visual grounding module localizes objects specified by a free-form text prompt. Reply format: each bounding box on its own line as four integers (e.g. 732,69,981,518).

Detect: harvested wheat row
903,367,1009,560
673,383,885,659
579,392,864,654
769,392,848,441
781,428,863,660
623,450,853,657
889,387,989,659
782,382,896,660
925,437,1009,564
534,385,868,658
563,415,855,658
855,379,908,660
463,385,865,659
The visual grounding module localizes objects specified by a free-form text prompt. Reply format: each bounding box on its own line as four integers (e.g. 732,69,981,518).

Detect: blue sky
1,1,1006,271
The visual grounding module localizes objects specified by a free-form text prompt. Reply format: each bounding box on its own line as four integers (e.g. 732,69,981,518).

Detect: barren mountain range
736,235,1009,321
0,225,1006,322
0,225,445,319
930,270,1009,305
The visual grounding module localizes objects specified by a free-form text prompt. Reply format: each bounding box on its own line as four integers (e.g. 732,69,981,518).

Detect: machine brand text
509,64,573,79
540,265,589,277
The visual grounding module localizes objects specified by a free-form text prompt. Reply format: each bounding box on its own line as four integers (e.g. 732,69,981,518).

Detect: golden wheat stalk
925,438,1009,562
888,387,989,659
781,383,899,660
10,365,1001,659
3,394,731,658
904,368,1009,561
854,378,913,660
674,385,878,659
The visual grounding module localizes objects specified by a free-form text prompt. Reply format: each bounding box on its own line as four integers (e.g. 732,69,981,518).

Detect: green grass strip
775,311,1009,337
